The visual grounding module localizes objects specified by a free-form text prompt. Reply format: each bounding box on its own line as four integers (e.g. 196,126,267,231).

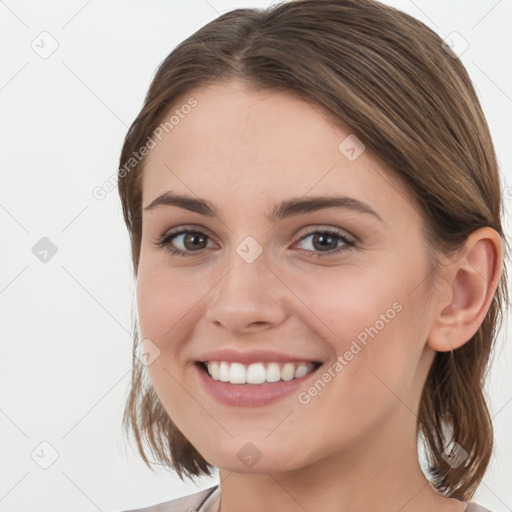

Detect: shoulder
465,502,493,512
118,485,219,512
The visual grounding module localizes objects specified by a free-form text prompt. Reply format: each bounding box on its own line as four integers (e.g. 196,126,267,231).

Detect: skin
136,80,502,512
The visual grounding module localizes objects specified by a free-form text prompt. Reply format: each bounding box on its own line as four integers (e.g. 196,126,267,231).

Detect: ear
426,227,503,352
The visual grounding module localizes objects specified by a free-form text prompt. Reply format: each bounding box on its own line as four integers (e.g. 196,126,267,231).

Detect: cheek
293,267,405,347
294,266,420,392
135,268,200,420
136,265,203,345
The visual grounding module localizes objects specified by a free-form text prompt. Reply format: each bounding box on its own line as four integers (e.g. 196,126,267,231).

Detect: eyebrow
143,191,383,223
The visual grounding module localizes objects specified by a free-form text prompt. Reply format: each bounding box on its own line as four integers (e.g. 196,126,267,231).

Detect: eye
293,228,356,258
154,227,356,258
155,228,214,256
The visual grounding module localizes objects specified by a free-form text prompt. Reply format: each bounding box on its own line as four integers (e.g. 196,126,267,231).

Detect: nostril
249,321,267,327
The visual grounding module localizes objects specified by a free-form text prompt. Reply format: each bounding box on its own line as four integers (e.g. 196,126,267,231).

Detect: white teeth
281,362,295,381
205,360,317,384
246,363,266,384
266,362,281,382
229,362,247,384
218,361,229,382
294,364,308,379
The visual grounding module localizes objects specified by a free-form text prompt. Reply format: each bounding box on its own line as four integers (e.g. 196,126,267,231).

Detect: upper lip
197,349,322,365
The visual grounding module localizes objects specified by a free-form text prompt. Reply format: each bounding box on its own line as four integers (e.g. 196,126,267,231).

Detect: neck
216,406,464,512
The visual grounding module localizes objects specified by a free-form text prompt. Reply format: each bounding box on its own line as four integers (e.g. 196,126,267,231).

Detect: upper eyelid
296,226,354,240
161,223,354,236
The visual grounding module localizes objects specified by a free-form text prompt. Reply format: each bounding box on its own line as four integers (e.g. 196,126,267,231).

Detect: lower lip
195,362,322,407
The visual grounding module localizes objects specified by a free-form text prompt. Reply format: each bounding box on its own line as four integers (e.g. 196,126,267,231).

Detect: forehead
141,81,417,222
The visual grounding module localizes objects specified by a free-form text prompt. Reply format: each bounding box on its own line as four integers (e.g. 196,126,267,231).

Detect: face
136,80,439,474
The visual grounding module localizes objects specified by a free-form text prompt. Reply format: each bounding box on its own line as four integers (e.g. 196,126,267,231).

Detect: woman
116,0,509,510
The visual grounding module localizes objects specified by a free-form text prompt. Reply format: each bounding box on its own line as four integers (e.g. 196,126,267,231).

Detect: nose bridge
215,240,273,304
205,239,287,330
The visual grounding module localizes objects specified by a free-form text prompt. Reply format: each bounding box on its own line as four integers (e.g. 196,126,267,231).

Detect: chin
197,439,313,475
213,456,300,475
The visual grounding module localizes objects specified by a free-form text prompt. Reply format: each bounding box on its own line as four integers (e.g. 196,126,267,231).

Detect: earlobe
426,227,503,353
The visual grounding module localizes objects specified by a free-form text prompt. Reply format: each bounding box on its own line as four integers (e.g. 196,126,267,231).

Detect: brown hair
118,0,509,499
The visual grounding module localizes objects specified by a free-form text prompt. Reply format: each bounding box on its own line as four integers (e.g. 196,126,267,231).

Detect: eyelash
154,227,356,259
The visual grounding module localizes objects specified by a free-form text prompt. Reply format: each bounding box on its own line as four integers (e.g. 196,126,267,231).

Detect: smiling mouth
197,360,322,385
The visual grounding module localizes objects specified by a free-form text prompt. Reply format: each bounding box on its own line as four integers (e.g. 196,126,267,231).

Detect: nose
205,248,289,334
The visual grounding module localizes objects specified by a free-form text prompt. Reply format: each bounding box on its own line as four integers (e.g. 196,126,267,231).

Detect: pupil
185,232,206,250
315,233,337,251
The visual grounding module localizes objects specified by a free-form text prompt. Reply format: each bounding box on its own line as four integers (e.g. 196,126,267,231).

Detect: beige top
119,485,492,511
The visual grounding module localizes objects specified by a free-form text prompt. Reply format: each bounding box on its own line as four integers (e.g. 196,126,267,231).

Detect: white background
1,1,511,511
